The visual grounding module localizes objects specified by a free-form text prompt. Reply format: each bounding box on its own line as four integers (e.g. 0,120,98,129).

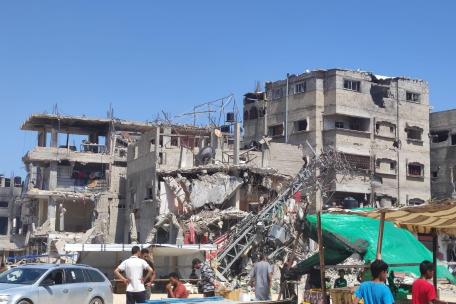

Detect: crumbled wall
189,173,243,208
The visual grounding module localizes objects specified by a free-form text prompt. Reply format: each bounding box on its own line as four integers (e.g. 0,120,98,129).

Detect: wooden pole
432,229,438,295
376,212,386,260
316,211,327,304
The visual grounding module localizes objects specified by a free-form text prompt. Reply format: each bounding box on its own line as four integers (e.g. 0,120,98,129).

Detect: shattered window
430,130,449,143
272,87,284,100
295,119,308,131
295,82,306,94
335,121,344,129
432,171,438,179
406,91,420,103
451,134,456,146
408,163,424,177
406,128,422,141
390,162,396,171
0,217,7,235
268,124,284,137
343,80,360,92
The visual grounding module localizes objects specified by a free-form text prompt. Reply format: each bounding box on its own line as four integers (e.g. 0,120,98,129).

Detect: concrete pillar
50,129,58,148
261,145,270,168
233,123,240,165
178,146,185,169
29,164,37,190
152,127,160,201
38,130,47,147
210,130,219,150
234,188,241,210
49,162,58,191
58,203,66,232
48,198,57,231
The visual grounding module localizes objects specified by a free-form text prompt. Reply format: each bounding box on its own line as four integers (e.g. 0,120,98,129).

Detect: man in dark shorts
114,246,154,304
141,248,156,300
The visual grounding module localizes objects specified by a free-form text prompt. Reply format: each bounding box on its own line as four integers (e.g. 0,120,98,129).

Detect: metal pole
317,211,327,304
432,229,438,295
376,212,386,260
285,73,289,143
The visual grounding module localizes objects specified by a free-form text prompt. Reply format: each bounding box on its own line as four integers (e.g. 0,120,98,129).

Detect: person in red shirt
412,260,446,304
166,272,189,298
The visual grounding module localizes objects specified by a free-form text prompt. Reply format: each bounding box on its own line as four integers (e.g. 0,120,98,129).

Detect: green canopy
305,213,455,282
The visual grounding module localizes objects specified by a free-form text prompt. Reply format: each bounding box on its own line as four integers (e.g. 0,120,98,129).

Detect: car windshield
0,268,48,285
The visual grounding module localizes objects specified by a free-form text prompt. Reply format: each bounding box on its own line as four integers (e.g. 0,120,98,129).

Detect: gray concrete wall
430,109,456,199
244,69,431,206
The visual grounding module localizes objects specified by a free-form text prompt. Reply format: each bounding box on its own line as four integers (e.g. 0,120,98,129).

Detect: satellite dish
214,129,222,138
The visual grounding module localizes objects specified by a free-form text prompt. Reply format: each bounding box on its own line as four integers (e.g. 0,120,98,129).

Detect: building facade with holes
17,113,154,256
243,69,431,208
430,109,456,199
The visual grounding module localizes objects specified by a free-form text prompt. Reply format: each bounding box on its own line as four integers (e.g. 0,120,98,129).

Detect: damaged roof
156,163,292,180
21,113,155,133
21,113,212,135
265,68,427,87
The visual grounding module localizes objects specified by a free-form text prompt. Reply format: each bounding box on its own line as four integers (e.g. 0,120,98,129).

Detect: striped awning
326,201,456,236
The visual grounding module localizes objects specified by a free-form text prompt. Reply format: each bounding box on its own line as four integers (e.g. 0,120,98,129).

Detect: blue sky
0,1,455,176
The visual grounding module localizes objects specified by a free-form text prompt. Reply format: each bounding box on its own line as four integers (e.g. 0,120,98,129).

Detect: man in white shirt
114,246,154,304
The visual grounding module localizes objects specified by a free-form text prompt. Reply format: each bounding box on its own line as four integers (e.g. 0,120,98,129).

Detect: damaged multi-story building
126,123,304,244
0,175,22,259
18,113,154,255
430,109,456,199
243,68,431,208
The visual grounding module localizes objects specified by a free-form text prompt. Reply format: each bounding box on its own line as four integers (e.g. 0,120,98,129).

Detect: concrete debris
189,173,243,208
183,207,248,235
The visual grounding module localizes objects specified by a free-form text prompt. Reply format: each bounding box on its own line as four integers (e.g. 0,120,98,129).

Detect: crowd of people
113,246,449,304
113,246,219,304
352,259,447,304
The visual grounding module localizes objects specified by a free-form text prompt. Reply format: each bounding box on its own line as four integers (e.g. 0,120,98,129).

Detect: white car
0,264,113,304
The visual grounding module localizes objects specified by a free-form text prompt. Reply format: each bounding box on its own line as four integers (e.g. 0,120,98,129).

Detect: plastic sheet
306,213,455,282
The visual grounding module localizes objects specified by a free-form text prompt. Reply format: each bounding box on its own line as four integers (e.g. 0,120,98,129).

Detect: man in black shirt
141,248,156,300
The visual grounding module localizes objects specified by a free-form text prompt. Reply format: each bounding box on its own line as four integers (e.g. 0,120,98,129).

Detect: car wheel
89,297,103,304
17,300,32,304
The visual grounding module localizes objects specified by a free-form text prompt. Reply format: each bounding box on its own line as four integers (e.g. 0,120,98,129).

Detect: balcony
56,177,108,193
24,147,112,164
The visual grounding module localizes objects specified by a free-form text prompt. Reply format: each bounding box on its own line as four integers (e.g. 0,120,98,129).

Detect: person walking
192,258,217,297
353,260,394,304
412,260,446,304
114,246,154,304
250,254,273,301
140,248,156,301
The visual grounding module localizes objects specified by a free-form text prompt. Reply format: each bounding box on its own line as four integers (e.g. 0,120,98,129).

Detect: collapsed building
0,175,22,259
243,68,431,208
430,109,456,199
126,123,304,245
18,114,154,256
